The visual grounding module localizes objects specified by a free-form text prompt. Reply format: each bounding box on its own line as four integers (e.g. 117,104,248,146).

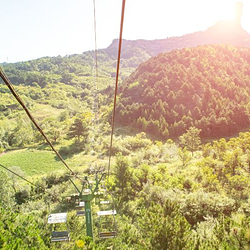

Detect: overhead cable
0,163,41,189
92,0,99,124
107,0,126,182
93,0,98,79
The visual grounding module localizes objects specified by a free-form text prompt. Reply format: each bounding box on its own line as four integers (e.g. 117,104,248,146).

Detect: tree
67,118,88,143
224,149,242,176
42,118,62,143
9,118,34,147
138,201,191,249
179,127,201,155
114,153,132,201
7,166,24,193
0,128,9,151
178,147,192,168
0,171,15,209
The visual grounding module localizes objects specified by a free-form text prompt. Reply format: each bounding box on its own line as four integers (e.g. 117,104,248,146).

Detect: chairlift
94,190,105,205
48,213,70,242
100,200,110,205
68,193,80,205
76,201,85,216
97,209,117,239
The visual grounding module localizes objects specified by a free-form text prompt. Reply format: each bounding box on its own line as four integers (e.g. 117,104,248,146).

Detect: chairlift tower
78,170,105,239
50,167,116,242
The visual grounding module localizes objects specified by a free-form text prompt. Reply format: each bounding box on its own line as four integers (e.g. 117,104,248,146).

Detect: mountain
3,18,250,90
107,20,250,59
116,44,250,139
2,17,250,142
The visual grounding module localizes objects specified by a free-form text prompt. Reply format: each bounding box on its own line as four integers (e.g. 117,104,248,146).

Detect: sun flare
203,0,237,23
216,1,236,21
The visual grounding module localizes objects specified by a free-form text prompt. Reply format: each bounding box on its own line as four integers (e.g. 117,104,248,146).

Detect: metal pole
81,173,104,239
84,200,93,239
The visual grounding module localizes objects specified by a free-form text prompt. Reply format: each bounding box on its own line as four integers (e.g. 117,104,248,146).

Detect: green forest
1,43,250,249
117,45,250,139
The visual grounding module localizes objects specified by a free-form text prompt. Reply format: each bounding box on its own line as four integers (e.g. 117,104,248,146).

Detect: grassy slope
0,149,64,176
31,103,65,121
0,147,114,177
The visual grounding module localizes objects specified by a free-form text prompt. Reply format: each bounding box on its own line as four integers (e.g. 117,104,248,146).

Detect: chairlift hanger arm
82,173,102,195
93,172,105,193
69,178,81,194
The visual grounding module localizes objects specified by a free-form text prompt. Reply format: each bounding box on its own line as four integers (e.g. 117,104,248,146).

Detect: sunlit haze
1,0,250,63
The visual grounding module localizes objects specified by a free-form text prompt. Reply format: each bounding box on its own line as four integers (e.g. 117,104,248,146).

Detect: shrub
181,190,236,225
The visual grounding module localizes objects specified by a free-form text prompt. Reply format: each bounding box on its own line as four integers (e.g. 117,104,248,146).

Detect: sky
1,0,250,63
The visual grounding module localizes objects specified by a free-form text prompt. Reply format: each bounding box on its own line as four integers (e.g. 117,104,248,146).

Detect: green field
0,149,65,176
31,103,65,121
0,148,113,177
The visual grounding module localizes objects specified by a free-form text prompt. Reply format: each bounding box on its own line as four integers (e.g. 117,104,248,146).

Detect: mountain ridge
107,20,250,59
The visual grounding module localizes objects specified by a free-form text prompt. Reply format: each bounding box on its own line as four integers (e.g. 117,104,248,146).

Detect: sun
235,1,243,23
175,0,240,36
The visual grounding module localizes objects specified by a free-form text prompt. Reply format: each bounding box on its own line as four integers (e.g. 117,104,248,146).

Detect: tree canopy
117,45,250,139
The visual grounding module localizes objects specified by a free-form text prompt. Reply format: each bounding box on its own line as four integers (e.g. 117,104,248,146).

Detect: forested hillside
117,44,250,139
0,47,141,153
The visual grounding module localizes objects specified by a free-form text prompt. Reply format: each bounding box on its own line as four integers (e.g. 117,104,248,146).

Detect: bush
43,172,69,188
59,142,85,156
181,190,236,225
15,188,30,205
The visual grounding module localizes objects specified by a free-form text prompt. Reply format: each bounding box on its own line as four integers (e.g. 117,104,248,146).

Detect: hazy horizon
1,0,250,63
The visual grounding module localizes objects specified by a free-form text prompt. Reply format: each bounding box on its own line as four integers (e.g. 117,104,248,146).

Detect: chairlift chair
48,213,70,242
97,209,117,239
69,193,80,206
76,201,85,216
100,200,110,205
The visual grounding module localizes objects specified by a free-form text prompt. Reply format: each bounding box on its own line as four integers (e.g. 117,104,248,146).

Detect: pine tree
179,126,201,155
67,118,88,142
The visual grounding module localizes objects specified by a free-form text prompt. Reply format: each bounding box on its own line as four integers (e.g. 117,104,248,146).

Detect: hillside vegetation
1,130,250,249
2,31,250,248
0,47,140,154
117,44,250,138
